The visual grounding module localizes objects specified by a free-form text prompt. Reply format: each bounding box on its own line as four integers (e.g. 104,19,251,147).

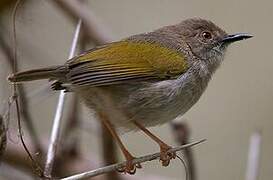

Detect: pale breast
77,60,211,134
123,72,207,130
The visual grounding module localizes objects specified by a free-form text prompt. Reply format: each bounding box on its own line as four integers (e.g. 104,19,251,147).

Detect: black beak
221,33,253,44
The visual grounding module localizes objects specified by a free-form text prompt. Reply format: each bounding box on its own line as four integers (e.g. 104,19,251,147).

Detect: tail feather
8,65,68,83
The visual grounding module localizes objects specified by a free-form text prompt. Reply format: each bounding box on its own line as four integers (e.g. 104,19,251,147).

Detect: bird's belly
77,79,205,133
77,86,132,133
125,85,203,129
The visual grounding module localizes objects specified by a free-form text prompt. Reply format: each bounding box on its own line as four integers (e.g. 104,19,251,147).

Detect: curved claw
135,162,142,169
117,166,126,173
159,145,176,167
116,159,142,174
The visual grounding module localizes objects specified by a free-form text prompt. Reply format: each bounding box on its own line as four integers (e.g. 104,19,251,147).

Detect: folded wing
66,40,188,87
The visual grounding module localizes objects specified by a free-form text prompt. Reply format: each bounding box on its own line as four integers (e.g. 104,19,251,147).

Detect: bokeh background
0,0,272,180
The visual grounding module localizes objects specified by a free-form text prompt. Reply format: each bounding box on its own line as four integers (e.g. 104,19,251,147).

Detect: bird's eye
202,31,212,39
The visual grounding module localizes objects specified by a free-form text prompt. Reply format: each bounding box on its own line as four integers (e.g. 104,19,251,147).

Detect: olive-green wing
66,40,188,87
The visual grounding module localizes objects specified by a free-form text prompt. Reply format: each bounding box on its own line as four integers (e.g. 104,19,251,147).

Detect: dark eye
202,31,212,39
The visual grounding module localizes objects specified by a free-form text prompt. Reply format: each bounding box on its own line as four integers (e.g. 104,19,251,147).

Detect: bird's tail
8,65,68,83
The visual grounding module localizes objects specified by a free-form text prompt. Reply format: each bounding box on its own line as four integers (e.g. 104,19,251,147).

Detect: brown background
0,0,272,179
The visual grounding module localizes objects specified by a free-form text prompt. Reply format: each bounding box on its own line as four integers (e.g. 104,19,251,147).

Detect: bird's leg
98,112,141,174
133,120,176,166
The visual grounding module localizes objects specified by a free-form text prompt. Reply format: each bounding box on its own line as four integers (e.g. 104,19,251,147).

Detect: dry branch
0,30,43,153
44,20,82,178
52,2,122,180
61,139,206,180
2,135,103,179
9,0,44,176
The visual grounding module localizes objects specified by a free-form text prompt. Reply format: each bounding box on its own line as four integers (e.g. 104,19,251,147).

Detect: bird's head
177,18,252,64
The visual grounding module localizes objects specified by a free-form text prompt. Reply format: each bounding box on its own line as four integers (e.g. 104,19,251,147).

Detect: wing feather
66,40,188,87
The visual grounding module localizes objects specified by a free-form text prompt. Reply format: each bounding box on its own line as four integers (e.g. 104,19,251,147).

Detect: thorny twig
43,19,82,178
61,139,206,180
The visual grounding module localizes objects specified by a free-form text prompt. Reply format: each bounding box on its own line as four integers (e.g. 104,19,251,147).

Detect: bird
8,18,252,174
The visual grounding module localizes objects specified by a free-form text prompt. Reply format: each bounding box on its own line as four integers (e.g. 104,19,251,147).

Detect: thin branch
53,0,112,45
11,0,44,176
0,24,43,153
55,35,84,177
61,139,206,180
2,133,43,175
2,133,98,178
59,31,88,162
51,3,121,180
245,131,262,180
44,19,82,178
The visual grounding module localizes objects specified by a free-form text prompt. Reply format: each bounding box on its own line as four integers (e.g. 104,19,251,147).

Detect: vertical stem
11,0,44,176
44,20,82,178
245,131,262,180
171,122,195,180
18,85,43,152
0,24,43,154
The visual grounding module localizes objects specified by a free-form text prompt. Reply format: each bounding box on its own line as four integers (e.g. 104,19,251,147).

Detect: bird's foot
159,144,176,166
117,155,142,174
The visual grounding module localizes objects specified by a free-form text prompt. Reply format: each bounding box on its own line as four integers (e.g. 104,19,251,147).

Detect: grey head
175,18,252,65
